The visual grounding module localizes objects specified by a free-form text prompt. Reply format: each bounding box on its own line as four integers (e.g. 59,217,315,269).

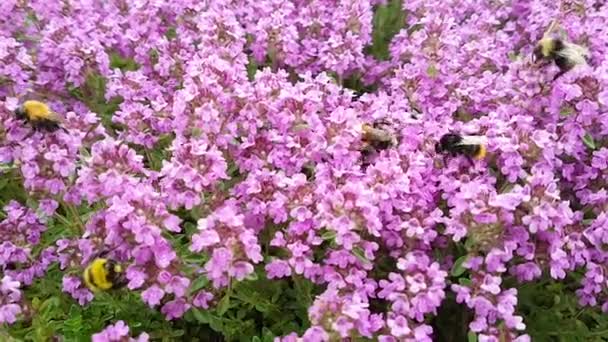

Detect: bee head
104,259,127,288
434,141,443,153
436,133,462,153
14,107,26,120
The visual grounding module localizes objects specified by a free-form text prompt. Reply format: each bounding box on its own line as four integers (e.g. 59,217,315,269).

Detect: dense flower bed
1,1,608,341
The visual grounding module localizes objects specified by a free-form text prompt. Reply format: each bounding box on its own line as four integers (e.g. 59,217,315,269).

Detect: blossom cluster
1,0,608,341
92,320,149,342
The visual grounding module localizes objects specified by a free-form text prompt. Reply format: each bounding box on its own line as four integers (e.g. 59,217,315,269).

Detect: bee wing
459,135,488,146
558,42,589,65
46,111,66,124
362,125,394,142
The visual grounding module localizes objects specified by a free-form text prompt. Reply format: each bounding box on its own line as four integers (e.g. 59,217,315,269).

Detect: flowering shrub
2,0,608,341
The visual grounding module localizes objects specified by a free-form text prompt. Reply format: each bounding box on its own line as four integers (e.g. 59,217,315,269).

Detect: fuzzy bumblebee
361,119,399,151
14,100,66,132
532,20,589,81
358,119,399,169
435,133,487,161
83,256,126,292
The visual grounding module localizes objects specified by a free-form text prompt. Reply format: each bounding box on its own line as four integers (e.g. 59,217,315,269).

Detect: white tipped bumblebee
14,100,66,132
533,22,589,80
435,133,487,162
82,251,126,293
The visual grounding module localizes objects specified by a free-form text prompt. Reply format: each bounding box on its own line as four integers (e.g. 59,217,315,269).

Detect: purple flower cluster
2,0,608,340
237,0,373,76
0,275,22,324
92,320,149,342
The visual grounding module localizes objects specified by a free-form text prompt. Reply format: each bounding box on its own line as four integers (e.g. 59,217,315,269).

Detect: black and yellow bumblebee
533,22,589,80
14,100,66,132
435,133,487,162
83,253,126,293
360,119,399,167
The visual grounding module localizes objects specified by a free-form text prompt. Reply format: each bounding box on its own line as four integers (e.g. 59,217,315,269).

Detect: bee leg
88,248,109,261
22,127,36,140
552,69,567,81
98,250,110,259
441,154,448,167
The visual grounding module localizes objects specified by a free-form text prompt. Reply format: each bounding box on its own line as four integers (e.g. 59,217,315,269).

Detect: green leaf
39,297,60,318
191,308,210,323
554,294,561,305
427,63,439,78
367,0,406,60
321,230,336,241
109,51,139,71
255,303,270,313
188,276,209,295
352,247,370,265
451,255,468,277
208,316,224,332
169,330,185,337
560,106,573,117
468,331,478,342
464,237,475,251
31,297,41,309
582,133,597,150
246,271,259,281
165,27,177,40
262,327,275,342
217,294,231,316
0,176,8,190
247,55,258,81
458,277,473,287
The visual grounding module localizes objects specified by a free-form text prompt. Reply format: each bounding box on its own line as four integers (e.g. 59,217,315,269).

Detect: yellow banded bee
533,22,589,80
435,133,487,162
14,100,66,132
83,252,126,293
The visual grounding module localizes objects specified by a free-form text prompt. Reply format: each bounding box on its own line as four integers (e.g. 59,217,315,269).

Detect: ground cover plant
2,0,608,341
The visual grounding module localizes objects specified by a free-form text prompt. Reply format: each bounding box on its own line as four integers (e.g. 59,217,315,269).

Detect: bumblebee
435,133,487,161
14,100,66,132
533,22,588,80
359,119,399,168
83,255,126,293
361,119,398,151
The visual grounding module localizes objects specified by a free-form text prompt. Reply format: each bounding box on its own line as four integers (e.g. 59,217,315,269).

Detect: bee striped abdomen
474,144,487,159
436,133,487,160
84,258,113,292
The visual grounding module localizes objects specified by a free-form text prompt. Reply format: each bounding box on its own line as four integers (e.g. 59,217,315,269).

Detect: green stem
145,149,159,170
57,199,84,234
589,329,608,336
292,275,312,304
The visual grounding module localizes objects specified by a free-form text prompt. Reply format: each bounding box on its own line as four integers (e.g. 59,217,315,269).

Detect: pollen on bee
475,145,487,160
